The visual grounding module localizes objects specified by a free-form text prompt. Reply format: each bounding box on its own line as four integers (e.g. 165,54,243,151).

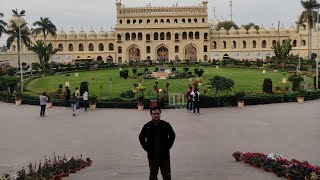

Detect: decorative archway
184,44,197,60
128,46,141,61
157,45,169,62
107,55,113,62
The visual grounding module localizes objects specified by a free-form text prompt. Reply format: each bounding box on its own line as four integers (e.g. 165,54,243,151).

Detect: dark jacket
139,120,176,160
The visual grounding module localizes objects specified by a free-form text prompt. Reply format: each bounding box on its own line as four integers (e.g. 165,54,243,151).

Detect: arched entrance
107,55,113,63
157,45,169,62
185,45,197,60
97,56,103,61
223,54,230,60
128,46,141,62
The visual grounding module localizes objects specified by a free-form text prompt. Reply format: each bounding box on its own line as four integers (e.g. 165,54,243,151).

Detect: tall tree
216,21,238,31
32,17,57,44
273,39,293,71
0,12,7,37
6,21,30,64
299,0,320,60
30,40,59,73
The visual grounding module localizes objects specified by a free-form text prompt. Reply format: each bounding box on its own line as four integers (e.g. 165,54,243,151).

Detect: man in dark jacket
139,107,176,180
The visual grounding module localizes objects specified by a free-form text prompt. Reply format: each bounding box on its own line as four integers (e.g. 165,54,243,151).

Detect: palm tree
32,17,57,44
273,39,293,71
0,12,7,37
6,21,30,64
30,40,59,73
299,0,320,60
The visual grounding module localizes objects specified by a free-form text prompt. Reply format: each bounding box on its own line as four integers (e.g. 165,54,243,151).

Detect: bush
183,67,189,72
123,71,129,79
197,69,204,77
120,90,135,99
144,68,148,72
132,68,137,74
263,78,273,93
155,67,158,72
172,67,176,72
194,68,199,75
292,77,302,92
314,76,320,89
80,82,89,96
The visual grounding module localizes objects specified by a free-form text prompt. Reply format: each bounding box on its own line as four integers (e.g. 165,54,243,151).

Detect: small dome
279,24,288,34
67,27,77,39
248,26,257,34
210,28,218,35
289,24,296,33
87,27,97,39
238,26,247,34
258,25,268,34
7,14,27,30
228,27,238,35
77,27,87,39
269,24,277,34
218,27,227,35
98,27,107,38
57,28,67,39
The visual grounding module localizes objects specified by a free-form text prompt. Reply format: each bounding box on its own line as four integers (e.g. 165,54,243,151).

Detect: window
117,34,121,41
204,33,208,40
175,46,179,53
194,18,198,23
253,40,257,48
109,43,114,51
160,32,165,40
118,46,122,53
99,43,104,51
213,41,217,49
232,41,236,49
58,44,63,51
154,32,159,40
202,18,205,23
125,33,130,41
132,33,136,41
204,55,208,61
154,19,158,24
89,43,94,51
119,20,122,24
139,19,142,24
147,46,151,53
242,41,247,49
195,32,200,39
133,19,136,24
189,32,193,39
175,33,179,40
166,19,170,23
78,43,84,51
68,44,73,51
204,45,207,52
302,40,306,46
160,19,164,23
127,19,130,24
174,19,178,23
293,40,297,47
147,19,150,24
182,19,185,23
182,32,187,40
166,32,171,40
138,33,143,40
272,40,277,48
262,40,267,48
223,41,227,49
188,18,192,23
118,57,122,63
146,34,151,41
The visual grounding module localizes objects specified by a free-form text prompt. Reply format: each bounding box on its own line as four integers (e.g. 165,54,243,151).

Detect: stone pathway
0,100,319,180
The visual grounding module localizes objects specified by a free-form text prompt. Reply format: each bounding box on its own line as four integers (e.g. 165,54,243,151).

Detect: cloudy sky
0,0,312,46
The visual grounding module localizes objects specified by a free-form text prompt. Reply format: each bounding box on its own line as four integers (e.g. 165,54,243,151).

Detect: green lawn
26,67,313,98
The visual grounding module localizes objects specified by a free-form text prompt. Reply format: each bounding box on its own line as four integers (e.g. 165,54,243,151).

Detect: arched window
139,19,142,24
118,46,122,54
138,32,143,40
166,32,171,40
68,44,73,51
204,55,208,61
232,41,236,49
132,33,137,41
189,32,194,39
154,32,159,40
133,19,136,24
166,19,170,23
242,41,247,49
252,40,257,48
127,19,131,24
223,41,227,49
213,41,217,49
160,32,165,40
175,46,179,53
58,44,63,51
182,32,187,39
146,34,151,41
99,43,104,51
147,46,151,53
182,19,186,23
174,19,178,23
12,45,16,51
78,43,84,51
202,18,205,23
302,40,306,46
89,43,94,51
108,43,114,51
118,57,122,63
204,45,207,52
272,40,277,48
119,20,123,24
282,40,286,45
195,32,200,39
293,40,297,47
188,18,192,23
125,33,130,41
160,19,164,23
117,34,121,41
194,18,198,23
175,33,179,40
154,19,158,24
147,19,150,24
262,40,267,48
204,33,208,40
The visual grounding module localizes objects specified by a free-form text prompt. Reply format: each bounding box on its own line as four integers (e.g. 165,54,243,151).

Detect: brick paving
0,100,320,180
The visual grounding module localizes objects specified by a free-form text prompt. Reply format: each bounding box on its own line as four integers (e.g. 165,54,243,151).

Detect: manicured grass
26,67,313,98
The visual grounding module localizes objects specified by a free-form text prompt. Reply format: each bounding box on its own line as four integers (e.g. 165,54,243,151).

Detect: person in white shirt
192,87,200,115
83,90,88,111
75,87,80,109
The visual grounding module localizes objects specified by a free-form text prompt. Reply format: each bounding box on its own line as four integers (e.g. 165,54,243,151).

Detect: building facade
0,0,319,67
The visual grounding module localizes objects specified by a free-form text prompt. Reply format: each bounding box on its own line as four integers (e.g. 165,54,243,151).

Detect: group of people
39,86,89,117
186,85,200,115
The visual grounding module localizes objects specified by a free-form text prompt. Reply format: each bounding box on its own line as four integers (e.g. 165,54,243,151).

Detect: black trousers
40,105,46,116
148,159,171,180
83,100,88,111
65,98,70,108
193,101,199,114
186,100,192,111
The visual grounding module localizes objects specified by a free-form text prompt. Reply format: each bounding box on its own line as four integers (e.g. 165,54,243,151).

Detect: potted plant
235,91,245,108
15,91,23,106
89,95,97,110
46,95,53,109
132,83,138,93
297,90,305,103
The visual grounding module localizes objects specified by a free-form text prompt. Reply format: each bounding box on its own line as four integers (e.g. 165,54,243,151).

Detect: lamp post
12,9,26,92
316,7,319,90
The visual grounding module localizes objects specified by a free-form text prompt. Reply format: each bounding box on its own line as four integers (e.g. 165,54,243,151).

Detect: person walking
64,86,71,109
83,90,88,112
192,87,200,115
186,86,192,112
39,92,48,117
75,87,80,109
70,93,78,116
139,107,176,180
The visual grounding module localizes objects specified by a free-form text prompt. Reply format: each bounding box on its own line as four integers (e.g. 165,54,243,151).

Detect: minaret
228,0,233,22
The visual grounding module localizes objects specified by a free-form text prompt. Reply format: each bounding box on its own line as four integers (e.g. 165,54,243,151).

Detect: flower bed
232,151,320,179
0,153,92,180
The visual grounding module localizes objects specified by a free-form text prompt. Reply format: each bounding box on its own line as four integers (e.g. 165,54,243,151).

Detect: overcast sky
0,0,312,46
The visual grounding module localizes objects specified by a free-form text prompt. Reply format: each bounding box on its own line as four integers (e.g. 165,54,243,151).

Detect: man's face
151,109,161,122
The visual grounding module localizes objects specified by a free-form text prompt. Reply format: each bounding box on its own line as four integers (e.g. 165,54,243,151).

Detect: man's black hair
150,106,161,115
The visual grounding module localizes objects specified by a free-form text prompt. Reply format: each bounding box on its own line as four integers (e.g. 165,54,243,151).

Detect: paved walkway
0,101,319,180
